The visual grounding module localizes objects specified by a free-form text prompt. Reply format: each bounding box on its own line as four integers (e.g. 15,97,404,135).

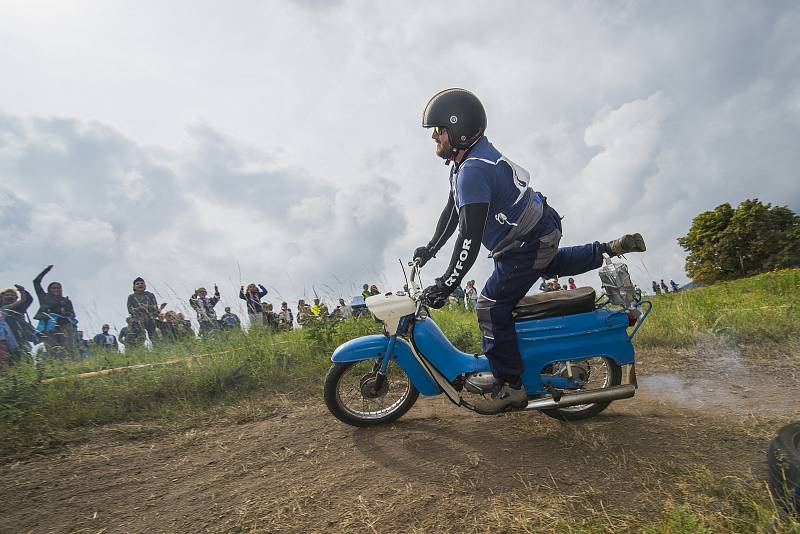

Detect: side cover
331,335,441,396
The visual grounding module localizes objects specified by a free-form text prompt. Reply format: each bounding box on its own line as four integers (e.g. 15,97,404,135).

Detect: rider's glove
421,278,452,309
412,246,435,268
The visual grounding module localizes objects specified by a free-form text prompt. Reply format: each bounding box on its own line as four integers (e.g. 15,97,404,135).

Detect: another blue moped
324,256,652,426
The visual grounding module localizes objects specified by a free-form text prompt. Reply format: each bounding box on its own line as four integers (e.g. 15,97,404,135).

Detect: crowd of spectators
650,279,681,295
0,264,692,368
0,267,393,367
536,275,681,297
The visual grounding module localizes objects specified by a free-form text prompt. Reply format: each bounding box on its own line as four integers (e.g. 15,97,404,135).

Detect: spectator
158,311,191,342
190,285,220,335
220,306,241,330
262,303,278,331
451,285,466,308
92,324,119,351
0,310,18,368
119,317,145,349
157,311,177,341
32,265,77,357
349,295,367,317
318,302,330,318
361,284,371,299
651,281,661,295
277,302,294,330
310,298,322,316
239,283,268,326
337,298,352,318
177,312,193,337
370,285,380,296
465,280,478,311
539,280,548,292
660,279,670,294
296,299,308,326
127,277,162,343
670,279,680,292
76,330,89,357
1,284,36,351
567,277,577,290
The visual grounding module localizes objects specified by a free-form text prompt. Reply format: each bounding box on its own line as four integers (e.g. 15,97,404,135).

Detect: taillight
626,309,642,326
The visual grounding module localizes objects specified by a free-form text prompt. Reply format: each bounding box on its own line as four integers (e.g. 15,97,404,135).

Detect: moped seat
512,287,596,322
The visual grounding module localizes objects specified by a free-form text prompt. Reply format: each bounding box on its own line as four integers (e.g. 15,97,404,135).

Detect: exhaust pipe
525,384,636,410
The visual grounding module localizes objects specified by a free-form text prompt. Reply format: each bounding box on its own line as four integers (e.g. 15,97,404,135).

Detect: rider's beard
436,138,452,159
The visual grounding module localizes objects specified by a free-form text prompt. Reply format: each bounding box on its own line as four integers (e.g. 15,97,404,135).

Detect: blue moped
324,256,651,426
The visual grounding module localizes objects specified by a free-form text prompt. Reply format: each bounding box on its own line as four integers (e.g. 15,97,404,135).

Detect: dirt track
2,341,798,533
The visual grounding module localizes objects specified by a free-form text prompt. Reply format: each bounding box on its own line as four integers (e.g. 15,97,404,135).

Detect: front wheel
324,359,419,427
540,356,622,422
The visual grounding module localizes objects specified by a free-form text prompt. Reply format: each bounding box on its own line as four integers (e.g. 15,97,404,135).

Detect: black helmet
422,88,487,150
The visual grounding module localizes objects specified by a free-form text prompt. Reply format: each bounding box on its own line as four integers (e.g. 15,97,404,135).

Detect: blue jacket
0,317,18,350
450,136,546,256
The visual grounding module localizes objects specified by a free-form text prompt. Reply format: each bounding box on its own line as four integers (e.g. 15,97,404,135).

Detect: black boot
604,233,646,256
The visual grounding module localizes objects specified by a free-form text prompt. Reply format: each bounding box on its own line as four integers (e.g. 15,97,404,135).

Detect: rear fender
331,335,441,396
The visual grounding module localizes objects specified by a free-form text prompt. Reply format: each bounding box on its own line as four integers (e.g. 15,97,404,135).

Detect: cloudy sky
2,0,799,334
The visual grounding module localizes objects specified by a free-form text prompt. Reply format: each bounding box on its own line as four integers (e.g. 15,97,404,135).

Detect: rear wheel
324,359,419,427
540,356,622,422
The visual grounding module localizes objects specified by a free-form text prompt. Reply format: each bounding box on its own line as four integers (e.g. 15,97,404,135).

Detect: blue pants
476,206,604,382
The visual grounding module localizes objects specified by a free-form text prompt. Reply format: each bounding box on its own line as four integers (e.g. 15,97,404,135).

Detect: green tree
678,199,800,284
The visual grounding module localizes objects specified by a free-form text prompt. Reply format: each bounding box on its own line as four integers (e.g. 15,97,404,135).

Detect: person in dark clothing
92,324,119,351
190,286,220,335
127,277,162,343
239,283,268,326
262,303,279,331
1,285,36,352
32,265,77,357
451,285,466,308
277,302,294,330
176,313,194,338
651,281,661,295
157,311,183,342
119,317,146,349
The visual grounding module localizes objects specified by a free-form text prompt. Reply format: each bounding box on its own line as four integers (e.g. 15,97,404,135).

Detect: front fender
331,335,441,396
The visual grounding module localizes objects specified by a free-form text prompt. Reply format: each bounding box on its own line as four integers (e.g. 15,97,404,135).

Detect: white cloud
1,1,799,333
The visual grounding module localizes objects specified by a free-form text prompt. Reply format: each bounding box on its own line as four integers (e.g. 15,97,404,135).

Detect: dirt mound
1,345,798,533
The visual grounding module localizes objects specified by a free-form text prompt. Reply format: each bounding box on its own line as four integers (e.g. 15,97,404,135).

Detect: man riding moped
414,88,647,413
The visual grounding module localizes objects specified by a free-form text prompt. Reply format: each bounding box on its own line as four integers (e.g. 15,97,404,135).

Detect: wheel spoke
336,359,412,420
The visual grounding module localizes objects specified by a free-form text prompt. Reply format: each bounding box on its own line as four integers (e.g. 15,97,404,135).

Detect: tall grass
0,319,380,454
634,269,800,347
